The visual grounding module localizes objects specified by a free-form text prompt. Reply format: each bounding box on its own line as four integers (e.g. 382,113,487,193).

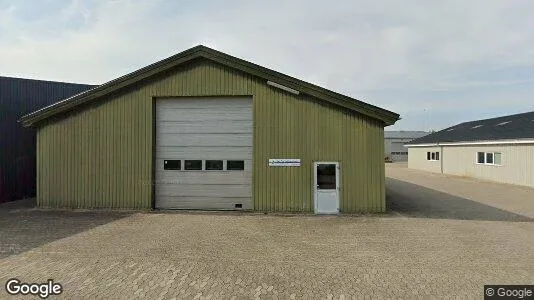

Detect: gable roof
385,131,429,139
20,45,399,127
407,111,534,146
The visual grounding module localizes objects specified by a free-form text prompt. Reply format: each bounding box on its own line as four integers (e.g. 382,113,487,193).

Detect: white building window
486,153,494,164
476,152,502,166
426,151,440,161
494,152,502,165
477,152,485,164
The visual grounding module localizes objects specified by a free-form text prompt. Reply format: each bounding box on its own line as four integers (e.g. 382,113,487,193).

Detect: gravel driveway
0,166,533,299
0,213,532,298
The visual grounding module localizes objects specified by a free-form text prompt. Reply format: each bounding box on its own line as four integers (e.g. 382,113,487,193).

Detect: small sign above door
268,159,301,167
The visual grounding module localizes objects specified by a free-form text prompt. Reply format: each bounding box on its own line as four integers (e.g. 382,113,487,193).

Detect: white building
406,111,534,188
385,131,428,162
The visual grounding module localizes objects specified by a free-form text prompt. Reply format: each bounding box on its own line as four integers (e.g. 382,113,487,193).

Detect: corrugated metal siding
443,144,534,187
254,93,385,212
0,77,94,203
36,60,386,212
37,86,152,209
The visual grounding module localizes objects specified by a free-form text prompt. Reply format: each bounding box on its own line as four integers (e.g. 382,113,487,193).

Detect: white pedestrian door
314,162,340,214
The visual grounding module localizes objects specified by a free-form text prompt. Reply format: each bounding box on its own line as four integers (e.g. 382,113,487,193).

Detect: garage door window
184,160,202,170
227,160,245,170
205,160,223,170
164,160,181,170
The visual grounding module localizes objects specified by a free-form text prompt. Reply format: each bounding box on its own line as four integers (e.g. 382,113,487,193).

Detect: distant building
0,76,95,203
385,131,429,162
406,111,534,188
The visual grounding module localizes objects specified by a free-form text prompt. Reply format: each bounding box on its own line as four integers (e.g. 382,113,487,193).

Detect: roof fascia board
405,143,439,147
406,139,534,147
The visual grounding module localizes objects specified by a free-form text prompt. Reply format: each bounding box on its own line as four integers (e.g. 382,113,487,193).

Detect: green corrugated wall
36,59,385,212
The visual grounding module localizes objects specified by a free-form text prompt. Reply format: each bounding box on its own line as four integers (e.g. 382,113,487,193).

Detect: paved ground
387,162,534,219
0,165,532,299
0,199,130,259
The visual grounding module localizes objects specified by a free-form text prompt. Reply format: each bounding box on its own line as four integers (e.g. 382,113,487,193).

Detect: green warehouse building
21,46,399,213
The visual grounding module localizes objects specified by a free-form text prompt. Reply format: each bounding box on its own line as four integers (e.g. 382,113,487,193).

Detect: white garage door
155,97,253,209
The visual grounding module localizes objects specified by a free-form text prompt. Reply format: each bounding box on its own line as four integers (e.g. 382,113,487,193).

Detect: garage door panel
156,171,252,185
157,184,251,198
157,133,252,147
156,169,253,177
155,97,252,210
157,98,252,110
155,197,252,210
158,109,251,122
157,121,253,134
156,175,251,185
156,147,252,160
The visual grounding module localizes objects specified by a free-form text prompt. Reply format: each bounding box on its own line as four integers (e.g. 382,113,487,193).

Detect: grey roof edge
385,131,429,139
405,137,534,146
20,45,400,127
407,110,534,145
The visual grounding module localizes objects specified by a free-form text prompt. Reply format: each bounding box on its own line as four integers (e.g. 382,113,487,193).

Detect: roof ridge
466,110,534,124
408,110,534,145
20,45,400,127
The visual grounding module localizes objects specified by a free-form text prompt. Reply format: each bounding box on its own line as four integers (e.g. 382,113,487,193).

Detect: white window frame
427,151,440,161
475,152,502,166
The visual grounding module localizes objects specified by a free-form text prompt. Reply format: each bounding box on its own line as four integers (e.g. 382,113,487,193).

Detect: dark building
0,76,95,202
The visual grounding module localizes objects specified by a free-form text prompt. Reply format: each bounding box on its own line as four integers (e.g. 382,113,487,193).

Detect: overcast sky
1,0,533,130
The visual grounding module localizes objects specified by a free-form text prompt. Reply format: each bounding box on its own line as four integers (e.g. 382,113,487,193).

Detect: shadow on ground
386,178,533,222
0,199,131,259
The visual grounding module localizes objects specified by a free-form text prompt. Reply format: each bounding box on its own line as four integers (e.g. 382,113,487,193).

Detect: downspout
440,144,444,174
